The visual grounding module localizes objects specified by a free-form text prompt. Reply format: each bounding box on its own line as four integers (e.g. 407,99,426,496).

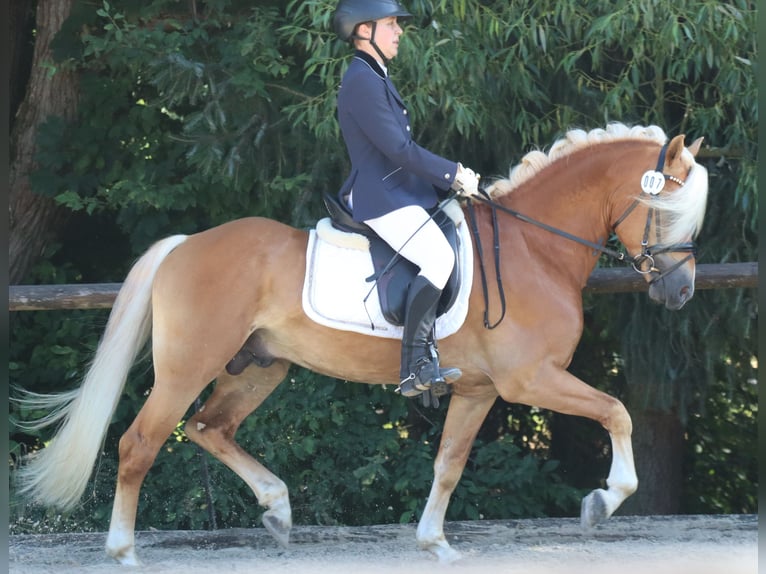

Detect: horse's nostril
680,285,689,297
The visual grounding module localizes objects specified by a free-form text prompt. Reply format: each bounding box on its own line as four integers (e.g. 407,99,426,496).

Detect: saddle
322,193,462,326
227,197,469,378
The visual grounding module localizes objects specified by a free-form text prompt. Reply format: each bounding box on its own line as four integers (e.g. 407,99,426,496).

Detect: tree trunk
10,0,36,123
618,408,684,516
10,0,78,285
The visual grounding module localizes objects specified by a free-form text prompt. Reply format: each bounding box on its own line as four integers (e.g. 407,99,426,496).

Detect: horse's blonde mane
486,122,708,244
487,123,668,198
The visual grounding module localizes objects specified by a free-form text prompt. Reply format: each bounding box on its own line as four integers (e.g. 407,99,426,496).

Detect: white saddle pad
302,204,474,340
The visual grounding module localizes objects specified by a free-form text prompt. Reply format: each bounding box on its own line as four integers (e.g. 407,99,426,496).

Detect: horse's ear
666,134,686,165
687,136,704,157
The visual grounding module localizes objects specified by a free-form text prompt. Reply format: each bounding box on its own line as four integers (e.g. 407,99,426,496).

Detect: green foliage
10,0,757,532
28,0,758,247
682,368,758,514
449,438,582,521
31,0,344,256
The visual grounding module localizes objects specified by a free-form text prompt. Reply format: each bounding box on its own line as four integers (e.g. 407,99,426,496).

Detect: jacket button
403,110,408,115
444,173,451,179
406,125,410,131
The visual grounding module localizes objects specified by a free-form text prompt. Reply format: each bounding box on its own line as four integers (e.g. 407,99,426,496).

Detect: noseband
463,143,697,328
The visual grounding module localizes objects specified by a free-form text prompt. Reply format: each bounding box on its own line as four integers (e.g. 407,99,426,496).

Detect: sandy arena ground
9,514,758,574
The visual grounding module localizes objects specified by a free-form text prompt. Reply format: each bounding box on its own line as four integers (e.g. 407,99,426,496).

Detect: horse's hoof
433,545,462,563
262,511,291,548
106,546,141,567
581,488,609,529
422,540,462,563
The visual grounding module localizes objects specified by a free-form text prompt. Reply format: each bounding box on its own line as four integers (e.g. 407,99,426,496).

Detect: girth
322,193,461,325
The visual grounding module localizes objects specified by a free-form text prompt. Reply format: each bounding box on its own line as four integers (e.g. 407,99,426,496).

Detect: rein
465,143,696,329
465,200,506,329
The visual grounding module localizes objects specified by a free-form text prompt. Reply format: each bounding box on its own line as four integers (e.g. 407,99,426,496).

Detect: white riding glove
452,163,481,198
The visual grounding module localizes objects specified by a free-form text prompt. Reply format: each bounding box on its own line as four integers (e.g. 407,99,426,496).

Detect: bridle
609,143,697,283
464,143,698,329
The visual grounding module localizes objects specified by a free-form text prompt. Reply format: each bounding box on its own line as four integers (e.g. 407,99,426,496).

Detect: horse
15,123,708,565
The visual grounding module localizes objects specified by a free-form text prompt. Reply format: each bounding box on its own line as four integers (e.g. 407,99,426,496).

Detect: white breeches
364,205,455,289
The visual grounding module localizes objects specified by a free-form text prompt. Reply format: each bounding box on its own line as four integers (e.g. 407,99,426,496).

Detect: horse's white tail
14,234,189,510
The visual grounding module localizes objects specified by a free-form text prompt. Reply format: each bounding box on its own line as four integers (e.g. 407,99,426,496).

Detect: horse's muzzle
647,254,696,310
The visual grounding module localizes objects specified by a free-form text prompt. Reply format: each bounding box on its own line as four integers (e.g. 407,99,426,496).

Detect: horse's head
612,134,708,310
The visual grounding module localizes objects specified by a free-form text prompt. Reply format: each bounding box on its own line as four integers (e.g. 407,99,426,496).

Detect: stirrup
396,373,430,397
396,365,461,398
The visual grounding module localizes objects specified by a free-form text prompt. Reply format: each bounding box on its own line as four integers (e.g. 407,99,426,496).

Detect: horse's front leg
580,407,637,528
416,390,497,562
510,364,638,528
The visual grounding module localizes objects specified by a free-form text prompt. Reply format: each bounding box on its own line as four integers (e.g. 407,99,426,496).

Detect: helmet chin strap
366,21,390,65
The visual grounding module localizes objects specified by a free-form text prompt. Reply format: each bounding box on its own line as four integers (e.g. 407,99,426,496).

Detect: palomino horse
17,124,708,565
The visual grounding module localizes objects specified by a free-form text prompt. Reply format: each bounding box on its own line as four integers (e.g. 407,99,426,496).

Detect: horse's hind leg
106,376,208,565
510,365,638,528
184,360,292,547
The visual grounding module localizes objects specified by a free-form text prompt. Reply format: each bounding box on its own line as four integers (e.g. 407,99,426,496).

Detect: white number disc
641,170,665,195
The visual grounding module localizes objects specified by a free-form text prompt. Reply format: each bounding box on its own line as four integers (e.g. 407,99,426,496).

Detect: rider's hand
452,163,481,198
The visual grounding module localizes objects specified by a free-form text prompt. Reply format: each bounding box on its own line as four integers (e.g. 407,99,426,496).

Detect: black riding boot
398,276,462,397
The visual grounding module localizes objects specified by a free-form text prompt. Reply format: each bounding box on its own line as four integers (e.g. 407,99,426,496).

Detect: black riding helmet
333,0,412,63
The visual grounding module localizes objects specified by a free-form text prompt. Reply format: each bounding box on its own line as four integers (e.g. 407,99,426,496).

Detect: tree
10,0,35,122
10,0,80,285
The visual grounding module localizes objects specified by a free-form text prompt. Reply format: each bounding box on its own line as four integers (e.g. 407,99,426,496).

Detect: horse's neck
499,145,642,278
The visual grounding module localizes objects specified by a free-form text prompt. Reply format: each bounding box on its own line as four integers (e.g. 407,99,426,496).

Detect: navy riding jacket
337,51,458,222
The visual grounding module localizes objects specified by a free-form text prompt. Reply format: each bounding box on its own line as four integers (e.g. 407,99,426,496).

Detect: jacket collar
353,50,386,79
352,50,405,108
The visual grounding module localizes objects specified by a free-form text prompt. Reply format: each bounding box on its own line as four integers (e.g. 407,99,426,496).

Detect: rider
332,0,481,398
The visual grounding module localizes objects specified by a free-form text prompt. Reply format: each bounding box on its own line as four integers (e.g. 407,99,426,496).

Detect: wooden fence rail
8,262,757,312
